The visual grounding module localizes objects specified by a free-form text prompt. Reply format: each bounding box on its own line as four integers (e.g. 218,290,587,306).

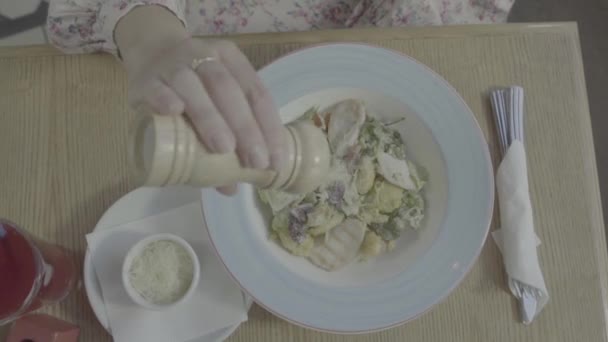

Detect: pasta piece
360,230,386,258
321,160,361,216
307,202,345,236
342,178,361,216
307,203,335,227
271,209,290,232
407,160,427,191
308,218,366,271
400,191,425,229
366,180,404,214
258,189,305,213
376,181,404,213
358,205,390,225
278,230,314,257
309,211,345,236
355,157,375,194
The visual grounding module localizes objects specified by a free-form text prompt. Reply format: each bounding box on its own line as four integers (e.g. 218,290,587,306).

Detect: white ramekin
122,233,200,310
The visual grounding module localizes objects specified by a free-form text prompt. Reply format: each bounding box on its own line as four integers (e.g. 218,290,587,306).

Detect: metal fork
490,86,541,325
512,280,543,324
491,86,525,152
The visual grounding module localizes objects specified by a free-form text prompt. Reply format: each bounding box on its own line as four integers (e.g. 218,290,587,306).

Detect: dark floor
509,0,608,226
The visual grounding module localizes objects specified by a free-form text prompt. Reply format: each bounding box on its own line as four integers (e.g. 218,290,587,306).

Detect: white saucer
84,186,251,341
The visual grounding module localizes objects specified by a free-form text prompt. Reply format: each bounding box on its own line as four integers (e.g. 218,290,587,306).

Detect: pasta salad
258,99,427,271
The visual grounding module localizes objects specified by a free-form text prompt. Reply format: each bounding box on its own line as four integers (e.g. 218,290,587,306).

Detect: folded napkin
490,87,549,324
86,202,248,342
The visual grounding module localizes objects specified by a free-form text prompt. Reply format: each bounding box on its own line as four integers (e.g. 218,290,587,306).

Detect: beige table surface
0,22,606,342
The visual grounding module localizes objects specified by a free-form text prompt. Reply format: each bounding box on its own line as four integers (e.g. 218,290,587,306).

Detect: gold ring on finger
191,56,218,71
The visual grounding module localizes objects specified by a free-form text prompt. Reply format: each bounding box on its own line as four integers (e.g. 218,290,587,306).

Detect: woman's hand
115,5,285,194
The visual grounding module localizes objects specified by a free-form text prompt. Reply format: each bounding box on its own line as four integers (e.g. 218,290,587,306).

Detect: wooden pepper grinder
129,113,331,194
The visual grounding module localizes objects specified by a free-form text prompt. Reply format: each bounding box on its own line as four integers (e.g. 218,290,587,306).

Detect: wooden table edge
572,38,608,336
0,22,578,58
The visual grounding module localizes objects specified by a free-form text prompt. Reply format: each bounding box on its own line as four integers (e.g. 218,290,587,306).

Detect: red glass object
7,313,80,342
0,219,77,325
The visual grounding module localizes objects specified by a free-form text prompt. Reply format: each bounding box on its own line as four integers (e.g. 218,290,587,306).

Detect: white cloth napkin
490,86,549,324
492,141,549,317
86,202,248,342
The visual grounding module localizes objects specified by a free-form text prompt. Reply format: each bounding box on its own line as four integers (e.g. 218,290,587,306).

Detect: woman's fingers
129,78,185,116
126,38,284,196
196,60,270,170
217,42,286,171
216,184,238,196
164,67,236,154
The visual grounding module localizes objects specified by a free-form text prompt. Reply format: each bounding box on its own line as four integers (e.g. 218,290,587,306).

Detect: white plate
84,186,251,341
202,44,494,333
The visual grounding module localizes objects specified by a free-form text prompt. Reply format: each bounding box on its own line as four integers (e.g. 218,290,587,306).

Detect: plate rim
203,42,495,334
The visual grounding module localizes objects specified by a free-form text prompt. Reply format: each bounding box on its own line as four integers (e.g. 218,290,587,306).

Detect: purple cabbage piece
288,203,313,244
326,182,345,209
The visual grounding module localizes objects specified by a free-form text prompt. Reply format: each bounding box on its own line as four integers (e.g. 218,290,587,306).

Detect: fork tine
506,89,516,145
516,87,525,144
508,88,517,142
509,86,525,143
499,91,511,150
491,90,509,154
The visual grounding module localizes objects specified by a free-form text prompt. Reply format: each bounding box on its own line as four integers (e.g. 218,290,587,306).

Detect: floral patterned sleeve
47,0,187,56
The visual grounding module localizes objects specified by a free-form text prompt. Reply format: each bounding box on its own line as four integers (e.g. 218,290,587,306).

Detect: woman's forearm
47,0,187,56
115,5,188,68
